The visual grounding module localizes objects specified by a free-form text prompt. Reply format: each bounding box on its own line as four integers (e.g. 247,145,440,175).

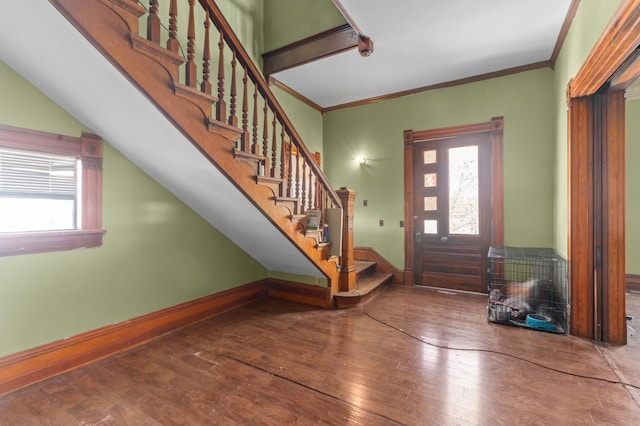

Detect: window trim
0,124,105,256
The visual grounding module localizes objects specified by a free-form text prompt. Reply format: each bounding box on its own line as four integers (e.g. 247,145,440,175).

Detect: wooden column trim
568,96,595,338
81,132,103,231
403,130,415,284
567,92,627,343
336,188,357,291
489,117,505,247
601,90,626,344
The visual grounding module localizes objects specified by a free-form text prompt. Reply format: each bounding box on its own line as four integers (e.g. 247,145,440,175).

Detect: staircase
0,0,355,303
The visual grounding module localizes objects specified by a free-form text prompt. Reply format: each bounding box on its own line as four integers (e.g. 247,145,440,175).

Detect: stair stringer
24,0,341,298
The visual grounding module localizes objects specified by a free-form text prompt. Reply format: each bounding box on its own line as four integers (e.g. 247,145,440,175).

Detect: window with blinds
0,124,104,256
0,148,80,233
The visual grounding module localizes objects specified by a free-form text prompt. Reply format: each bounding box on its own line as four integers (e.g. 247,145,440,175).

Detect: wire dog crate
487,246,568,334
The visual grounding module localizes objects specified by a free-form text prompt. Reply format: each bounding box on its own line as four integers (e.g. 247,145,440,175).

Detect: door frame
567,0,640,344
403,117,505,285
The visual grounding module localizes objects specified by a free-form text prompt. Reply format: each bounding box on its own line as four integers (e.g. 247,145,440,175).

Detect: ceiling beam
330,0,373,57
262,24,358,78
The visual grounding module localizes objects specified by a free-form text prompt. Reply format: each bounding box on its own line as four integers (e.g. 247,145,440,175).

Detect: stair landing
333,261,392,308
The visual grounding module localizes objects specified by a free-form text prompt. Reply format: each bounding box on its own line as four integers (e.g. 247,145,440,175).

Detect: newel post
336,187,356,292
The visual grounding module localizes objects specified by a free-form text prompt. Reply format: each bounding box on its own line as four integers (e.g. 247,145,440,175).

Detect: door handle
440,236,448,243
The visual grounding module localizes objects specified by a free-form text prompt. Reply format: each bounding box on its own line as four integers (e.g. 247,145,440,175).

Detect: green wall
627,99,640,275
0,61,266,357
323,69,556,269
552,0,624,256
217,0,264,64
272,85,324,158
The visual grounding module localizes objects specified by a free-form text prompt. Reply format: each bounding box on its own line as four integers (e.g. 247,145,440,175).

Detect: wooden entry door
413,133,492,293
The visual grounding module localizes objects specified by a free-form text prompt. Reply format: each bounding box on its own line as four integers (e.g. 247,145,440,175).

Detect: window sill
0,229,106,257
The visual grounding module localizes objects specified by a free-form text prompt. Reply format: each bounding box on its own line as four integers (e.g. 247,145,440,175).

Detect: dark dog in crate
491,279,560,320
528,279,560,309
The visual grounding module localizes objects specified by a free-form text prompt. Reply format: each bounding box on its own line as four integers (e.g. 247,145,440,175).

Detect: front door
413,133,492,293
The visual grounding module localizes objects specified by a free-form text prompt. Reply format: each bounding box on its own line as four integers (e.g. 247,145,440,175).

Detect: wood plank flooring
599,290,640,408
1,286,639,425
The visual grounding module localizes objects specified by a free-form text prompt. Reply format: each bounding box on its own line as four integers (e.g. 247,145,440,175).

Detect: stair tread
354,260,376,274
334,272,392,299
256,175,282,184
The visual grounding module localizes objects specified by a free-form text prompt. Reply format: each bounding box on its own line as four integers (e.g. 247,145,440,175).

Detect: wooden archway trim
569,0,640,97
567,0,639,343
402,117,504,284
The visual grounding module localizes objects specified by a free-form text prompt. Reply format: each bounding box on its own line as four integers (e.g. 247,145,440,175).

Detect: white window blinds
0,148,77,197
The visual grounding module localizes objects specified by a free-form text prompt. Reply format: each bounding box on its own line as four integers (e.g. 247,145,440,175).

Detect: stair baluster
216,33,226,121
251,85,258,155
228,51,237,127
301,158,307,213
262,99,269,175
185,0,197,88
309,165,315,211
167,0,179,52
201,0,341,207
147,0,161,43
280,126,287,197
270,114,277,179
287,146,300,206
201,10,212,95
241,69,249,151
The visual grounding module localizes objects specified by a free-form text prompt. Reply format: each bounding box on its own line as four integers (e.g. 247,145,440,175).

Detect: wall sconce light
354,156,367,166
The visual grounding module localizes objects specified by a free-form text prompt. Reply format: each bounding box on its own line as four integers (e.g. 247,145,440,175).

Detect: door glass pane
424,219,437,234
423,150,436,164
424,173,437,187
424,196,437,211
449,145,479,235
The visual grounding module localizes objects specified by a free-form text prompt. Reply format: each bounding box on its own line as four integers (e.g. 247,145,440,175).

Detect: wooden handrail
197,0,341,211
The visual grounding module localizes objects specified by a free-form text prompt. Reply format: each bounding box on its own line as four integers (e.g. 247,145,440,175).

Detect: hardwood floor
598,290,640,408
1,286,639,425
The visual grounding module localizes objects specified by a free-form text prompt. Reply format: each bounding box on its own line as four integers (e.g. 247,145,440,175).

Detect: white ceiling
272,0,574,109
